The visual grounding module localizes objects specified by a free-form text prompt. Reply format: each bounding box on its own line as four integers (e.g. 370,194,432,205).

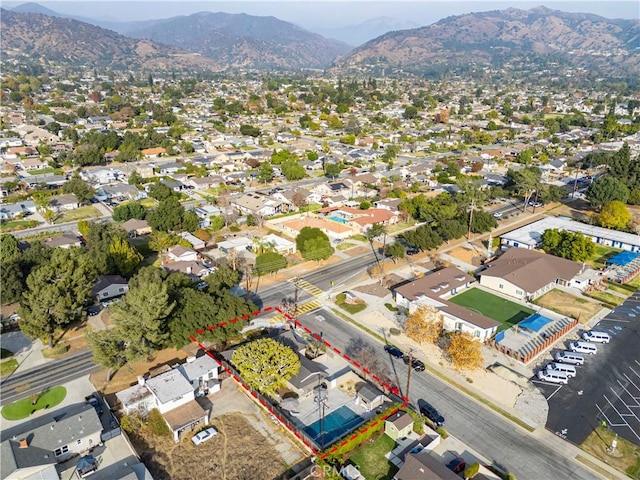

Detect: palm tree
365,223,387,284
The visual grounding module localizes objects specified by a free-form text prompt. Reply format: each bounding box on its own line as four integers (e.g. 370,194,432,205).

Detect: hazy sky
5,1,639,27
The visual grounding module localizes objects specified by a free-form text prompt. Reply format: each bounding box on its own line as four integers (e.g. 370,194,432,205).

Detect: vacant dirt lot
535,289,603,322
129,413,286,480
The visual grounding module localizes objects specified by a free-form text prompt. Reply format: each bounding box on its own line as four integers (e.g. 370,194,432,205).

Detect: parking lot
532,294,640,446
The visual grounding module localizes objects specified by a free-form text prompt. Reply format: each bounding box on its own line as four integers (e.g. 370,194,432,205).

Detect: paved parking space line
610,387,640,422
618,378,640,404
530,379,563,400
623,373,640,395
599,393,640,442
603,393,627,423
595,403,623,427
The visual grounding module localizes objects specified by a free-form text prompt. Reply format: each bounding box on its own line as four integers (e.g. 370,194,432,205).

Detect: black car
384,345,404,359
406,248,419,256
446,457,466,474
403,356,425,372
86,305,102,316
420,401,445,426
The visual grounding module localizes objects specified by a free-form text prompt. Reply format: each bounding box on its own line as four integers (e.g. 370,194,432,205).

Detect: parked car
554,351,585,365
403,356,425,372
384,345,404,359
492,211,503,218
86,305,102,316
192,427,218,445
582,331,611,343
446,457,466,474
537,370,569,384
528,201,543,208
569,341,597,355
419,401,445,426
406,248,419,256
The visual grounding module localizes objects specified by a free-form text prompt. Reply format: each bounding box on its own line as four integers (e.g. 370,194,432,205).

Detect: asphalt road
0,350,99,405
293,306,600,480
540,294,640,446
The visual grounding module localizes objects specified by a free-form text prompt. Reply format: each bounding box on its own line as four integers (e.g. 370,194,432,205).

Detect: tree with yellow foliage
446,332,483,370
405,305,443,344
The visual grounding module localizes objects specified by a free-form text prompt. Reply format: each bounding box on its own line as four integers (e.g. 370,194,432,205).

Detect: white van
582,331,611,344
569,341,598,355
537,370,569,384
547,363,577,378
554,351,585,365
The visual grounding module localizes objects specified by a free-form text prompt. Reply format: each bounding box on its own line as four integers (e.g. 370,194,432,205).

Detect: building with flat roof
500,216,640,252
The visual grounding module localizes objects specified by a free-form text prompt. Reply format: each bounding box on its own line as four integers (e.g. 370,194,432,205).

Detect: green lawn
585,291,625,307
0,359,17,376
0,220,40,231
138,197,158,208
626,274,640,290
1,386,67,420
53,205,100,224
588,245,622,269
336,293,367,314
449,288,534,330
350,433,398,480
605,281,635,296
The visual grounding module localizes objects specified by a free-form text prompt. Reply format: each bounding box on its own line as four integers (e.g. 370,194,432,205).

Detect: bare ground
534,289,603,322
129,413,286,480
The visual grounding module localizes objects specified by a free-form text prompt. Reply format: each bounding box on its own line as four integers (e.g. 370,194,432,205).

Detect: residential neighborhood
1,8,640,480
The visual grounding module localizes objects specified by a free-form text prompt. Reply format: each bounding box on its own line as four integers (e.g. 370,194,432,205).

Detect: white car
492,211,503,218
192,427,218,445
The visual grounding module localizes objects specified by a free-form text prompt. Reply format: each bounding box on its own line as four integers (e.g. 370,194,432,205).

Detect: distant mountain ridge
0,9,222,72
334,6,640,76
120,11,352,69
312,16,422,47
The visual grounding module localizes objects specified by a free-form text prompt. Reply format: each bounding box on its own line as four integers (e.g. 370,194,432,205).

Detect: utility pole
405,349,413,400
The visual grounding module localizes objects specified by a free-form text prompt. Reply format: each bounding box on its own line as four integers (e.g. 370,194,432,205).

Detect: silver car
192,427,218,445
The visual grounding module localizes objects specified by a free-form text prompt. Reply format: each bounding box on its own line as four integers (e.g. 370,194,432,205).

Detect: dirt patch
534,289,603,322
129,413,286,480
42,336,87,358
346,245,371,257
547,199,594,223
0,302,20,318
448,246,483,267
90,348,190,399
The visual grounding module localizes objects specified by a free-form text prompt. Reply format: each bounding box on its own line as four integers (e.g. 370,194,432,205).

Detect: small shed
384,411,414,441
355,384,386,412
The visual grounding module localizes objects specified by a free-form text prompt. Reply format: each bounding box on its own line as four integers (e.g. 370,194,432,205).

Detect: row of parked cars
384,344,425,371
536,330,611,384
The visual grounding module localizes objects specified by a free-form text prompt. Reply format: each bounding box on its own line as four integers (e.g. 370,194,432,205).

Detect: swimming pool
303,405,364,449
328,215,348,224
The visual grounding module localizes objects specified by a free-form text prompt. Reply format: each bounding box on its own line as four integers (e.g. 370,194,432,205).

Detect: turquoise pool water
303,405,364,448
328,215,348,224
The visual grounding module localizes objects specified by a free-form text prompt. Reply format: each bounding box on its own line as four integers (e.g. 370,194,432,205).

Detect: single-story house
92,275,129,301
96,184,145,202
162,260,214,279
179,232,206,250
119,218,152,237
166,245,198,262
286,354,329,398
256,233,296,255
116,354,218,442
385,411,414,441
480,248,583,301
141,147,166,159
1,403,103,479
394,267,500,341
48,194,80,213
500,216,640,252
44,233,82,249
217,237,252,254
230,192,285,217
394,451,460,480
0,200,37,220
280,216,353,240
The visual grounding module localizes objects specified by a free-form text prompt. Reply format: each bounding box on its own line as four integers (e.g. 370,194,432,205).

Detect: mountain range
2,4,639,76
334,6,640,76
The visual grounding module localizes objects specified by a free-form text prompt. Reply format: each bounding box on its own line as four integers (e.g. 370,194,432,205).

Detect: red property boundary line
189,305,409,458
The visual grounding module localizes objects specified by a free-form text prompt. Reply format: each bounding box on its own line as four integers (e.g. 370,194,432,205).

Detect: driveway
539,294,640,446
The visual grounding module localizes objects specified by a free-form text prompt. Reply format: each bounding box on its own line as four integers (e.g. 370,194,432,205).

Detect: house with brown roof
280,216,353,240
141,147,166,158
479,248,582,301
385,411,414,441
119,218,152,237
394,267,500,341
394,451,459,480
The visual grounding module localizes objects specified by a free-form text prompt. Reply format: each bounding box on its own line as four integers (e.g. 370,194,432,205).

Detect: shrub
505,474,517,480
120,414,142,434
389,328,401,336
464,462,480,479
402,408,425,434
436,427,448,438
146,408,171,437
384,303,398,312
229,224,241,232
